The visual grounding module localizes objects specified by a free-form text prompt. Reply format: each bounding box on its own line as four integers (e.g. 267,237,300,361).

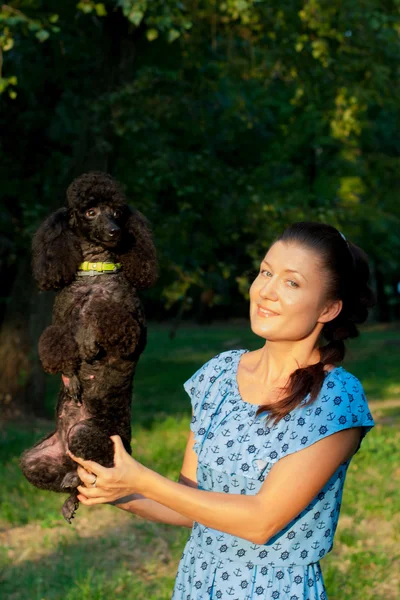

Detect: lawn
0,322,399,599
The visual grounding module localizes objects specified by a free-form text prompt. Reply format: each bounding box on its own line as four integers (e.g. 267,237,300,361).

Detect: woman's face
249,240,335,342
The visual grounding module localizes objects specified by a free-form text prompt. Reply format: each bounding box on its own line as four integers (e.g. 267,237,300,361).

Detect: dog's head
32,171,158,291
66,171,129,248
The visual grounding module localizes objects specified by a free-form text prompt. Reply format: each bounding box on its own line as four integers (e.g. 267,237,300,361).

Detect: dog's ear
32,208,83,291
115,209,158,289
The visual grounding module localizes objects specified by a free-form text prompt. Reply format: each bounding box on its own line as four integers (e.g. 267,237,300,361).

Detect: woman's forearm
71,437,262,540
141,469,265,544
110,493,193,527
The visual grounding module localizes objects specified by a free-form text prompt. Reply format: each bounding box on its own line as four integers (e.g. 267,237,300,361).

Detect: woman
69,222,375,599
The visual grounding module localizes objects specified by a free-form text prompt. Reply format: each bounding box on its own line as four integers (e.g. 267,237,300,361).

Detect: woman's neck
252,338,321,388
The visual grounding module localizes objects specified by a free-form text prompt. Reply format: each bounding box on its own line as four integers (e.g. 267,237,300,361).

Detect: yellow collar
77,261,122,276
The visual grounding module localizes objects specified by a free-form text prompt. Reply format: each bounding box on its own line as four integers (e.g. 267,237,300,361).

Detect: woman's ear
114,209,158,289
318,299,343,324
32,208,83,291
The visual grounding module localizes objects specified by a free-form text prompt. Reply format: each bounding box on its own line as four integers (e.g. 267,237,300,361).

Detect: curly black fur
20,172,158,523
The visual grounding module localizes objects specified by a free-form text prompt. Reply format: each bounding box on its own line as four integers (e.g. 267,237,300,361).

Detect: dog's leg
20,431,77,492
63,420,127,524
67,419,116,467
20,430,85,523
61,374,82,404
62,491,80,523
82,299,142,358
75,325,100,362
39,325,80,376
39,325,84,403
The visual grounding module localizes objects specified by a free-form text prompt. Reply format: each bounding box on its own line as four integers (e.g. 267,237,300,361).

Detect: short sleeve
278,368,374,460
183,355,220,442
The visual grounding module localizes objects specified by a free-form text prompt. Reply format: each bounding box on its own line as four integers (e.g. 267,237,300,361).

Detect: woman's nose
259,278,278,301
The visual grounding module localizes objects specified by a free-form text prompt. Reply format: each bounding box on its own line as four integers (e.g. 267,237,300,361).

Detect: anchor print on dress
292,542,301,551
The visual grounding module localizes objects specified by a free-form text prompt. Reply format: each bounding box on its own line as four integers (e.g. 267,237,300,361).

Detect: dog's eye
85,209,97,218
113,209,121,219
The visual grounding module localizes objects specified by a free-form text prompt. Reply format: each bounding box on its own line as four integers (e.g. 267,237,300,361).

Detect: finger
77,485,103,498
67,451,106,476
110,435,125,460
77,466,97,486
77,494,108,506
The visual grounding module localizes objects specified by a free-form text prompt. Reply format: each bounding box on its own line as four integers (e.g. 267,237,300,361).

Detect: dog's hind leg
61,420,119,525
20,431,76,492
62,491,80,524
67,419,116,467
20,431,85,523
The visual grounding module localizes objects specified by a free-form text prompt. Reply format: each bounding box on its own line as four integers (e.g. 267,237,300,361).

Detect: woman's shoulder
274,366,374,461
184,348,245,393
323,365,366,400
302,365,373,427
216,348,248,363
198,348,247,374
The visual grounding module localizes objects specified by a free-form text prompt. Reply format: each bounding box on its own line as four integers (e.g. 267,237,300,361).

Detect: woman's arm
107,430,199,528
70,427,361,545
108,493,192,527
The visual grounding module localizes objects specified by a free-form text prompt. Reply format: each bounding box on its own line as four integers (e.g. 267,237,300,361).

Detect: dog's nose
108,227,119,237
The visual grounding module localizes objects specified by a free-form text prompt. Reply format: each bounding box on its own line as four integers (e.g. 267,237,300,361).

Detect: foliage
0,0,399,319
0,2,60,97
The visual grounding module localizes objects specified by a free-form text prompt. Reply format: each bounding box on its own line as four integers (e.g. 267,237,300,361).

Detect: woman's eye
287,280,299,288
260,269,272,277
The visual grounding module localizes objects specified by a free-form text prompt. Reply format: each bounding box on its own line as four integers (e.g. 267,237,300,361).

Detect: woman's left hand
67,435,148,505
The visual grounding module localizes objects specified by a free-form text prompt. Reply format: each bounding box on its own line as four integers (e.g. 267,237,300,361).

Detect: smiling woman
69,221,376,600
245,222,375,423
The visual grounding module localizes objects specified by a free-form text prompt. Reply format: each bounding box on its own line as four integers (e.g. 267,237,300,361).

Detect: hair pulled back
256,222,376,424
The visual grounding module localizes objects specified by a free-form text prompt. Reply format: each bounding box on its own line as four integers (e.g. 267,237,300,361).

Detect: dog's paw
76,327,100,361
62,494,79,524
61,471,80,489
63,374,82,404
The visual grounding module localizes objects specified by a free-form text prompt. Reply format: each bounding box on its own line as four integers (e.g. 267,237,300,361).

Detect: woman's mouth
257,305,279,318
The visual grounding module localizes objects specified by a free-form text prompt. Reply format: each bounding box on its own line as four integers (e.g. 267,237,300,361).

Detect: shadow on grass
0,514,186,600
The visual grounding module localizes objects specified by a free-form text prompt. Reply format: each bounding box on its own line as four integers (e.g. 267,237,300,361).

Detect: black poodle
20,171,158,522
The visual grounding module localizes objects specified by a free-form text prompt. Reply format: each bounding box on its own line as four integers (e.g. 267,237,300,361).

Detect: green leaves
116,0,192,42
77,2,108,17
0,74,17,98
146,27,158,41
0,4,60,96
1,0,399,317
35,29,49,42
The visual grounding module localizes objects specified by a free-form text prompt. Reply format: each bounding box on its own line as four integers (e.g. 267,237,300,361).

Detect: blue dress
172,349,374,600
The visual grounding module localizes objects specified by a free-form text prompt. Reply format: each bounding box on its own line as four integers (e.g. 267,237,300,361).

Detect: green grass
0,322,399,599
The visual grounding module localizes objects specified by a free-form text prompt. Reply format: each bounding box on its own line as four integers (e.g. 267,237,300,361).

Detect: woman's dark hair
256,222,376,424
